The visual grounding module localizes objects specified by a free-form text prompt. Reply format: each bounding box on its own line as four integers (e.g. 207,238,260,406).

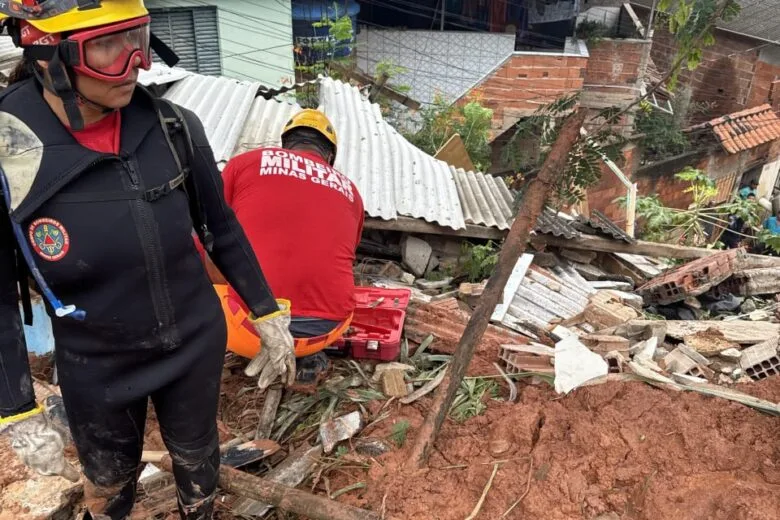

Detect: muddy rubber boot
295,351,331,383
177,494,215,520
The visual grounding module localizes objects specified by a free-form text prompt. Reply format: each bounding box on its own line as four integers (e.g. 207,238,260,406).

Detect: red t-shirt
222,148,364,321
70,111,121,155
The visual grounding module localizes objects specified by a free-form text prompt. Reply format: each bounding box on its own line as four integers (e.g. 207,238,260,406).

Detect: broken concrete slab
675,343,713,366
607,321,667,345
683,328,739,356
663,348,698,374
672,373,708,385
637,248,747,305
630,337,658,361
401,235,433,277
716,267,780,296
554,336,609,394
581,335,630,356
623,320,780,345
501,343,555,357
320,412,363,454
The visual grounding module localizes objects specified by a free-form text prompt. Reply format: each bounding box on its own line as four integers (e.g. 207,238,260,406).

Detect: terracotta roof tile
704,104,780,154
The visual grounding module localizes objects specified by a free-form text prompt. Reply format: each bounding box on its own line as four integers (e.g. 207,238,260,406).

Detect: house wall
147,0,295,86
587,142,780,224
466,49,588,134
633,4,780,123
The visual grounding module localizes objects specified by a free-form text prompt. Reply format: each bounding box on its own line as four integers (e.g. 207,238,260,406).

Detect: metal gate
149,6,221,76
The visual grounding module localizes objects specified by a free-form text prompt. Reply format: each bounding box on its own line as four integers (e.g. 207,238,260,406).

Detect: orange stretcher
214,284,352,359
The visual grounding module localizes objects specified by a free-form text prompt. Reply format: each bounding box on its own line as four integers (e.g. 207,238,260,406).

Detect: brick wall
748,48,780,107
586,143,642,223
584,39,648,86
466,53,588,134
633,4,779,123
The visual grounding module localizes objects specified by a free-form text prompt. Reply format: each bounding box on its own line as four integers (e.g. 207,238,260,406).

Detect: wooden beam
331,64,421,110
533,233,719,259
364,216,506,240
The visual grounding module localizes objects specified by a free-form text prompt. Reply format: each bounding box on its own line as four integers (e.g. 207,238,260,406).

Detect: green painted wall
147,0,295,86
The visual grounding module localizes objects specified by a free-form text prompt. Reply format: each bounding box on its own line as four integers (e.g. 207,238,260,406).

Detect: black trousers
55,327,226,520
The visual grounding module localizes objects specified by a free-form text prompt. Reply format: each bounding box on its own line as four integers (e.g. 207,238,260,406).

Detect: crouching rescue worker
201,110,364,378
0,1,295,518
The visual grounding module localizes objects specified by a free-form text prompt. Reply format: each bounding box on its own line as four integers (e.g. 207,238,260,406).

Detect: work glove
245,299,296,391
1,405,80,482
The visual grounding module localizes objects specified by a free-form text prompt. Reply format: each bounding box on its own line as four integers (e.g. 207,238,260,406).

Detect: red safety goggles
21,15,152,82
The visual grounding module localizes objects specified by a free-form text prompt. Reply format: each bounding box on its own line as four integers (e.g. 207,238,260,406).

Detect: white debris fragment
554,336,609,394
319,412,363,454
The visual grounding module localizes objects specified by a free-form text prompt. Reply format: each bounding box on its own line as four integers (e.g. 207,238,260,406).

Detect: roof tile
705,104,780,154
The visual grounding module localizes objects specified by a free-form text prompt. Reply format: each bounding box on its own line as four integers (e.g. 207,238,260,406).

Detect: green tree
502,95,625,207
403,94,493,172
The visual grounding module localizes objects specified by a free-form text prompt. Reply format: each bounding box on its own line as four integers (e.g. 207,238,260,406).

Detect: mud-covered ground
330,378,780,520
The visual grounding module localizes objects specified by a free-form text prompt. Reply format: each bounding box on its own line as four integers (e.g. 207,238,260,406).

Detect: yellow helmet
282,109,338,153
0,0,148,34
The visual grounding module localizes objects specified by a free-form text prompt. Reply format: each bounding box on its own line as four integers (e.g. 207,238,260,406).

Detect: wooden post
153,455,380,520
406,110,588,469
626,182,637,238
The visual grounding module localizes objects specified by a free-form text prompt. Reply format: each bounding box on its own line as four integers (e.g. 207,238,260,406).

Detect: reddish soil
331,378,780,520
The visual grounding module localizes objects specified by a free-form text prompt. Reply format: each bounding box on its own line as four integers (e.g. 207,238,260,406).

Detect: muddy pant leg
151,344,224,520
60,395,148,520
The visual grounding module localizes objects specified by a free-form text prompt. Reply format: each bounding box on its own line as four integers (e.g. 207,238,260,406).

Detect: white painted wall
147,0,295,87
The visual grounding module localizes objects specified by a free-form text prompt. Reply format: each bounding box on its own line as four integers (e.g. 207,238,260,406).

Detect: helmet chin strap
33,59,114,130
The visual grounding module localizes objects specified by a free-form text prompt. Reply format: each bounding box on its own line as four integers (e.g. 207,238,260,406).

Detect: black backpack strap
154,98,214,253
16,247,33,326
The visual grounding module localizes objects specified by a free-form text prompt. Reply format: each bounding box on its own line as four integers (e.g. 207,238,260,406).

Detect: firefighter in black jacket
0,1,296,519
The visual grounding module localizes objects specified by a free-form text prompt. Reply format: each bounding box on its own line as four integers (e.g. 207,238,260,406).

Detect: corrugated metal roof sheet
492,254,596,336
163,73,260,164
138,63,192,86
536,210,580,239
575,209,635,243
0,35,22,85
319,77,465,229
454,169,515,230
233,95,301,157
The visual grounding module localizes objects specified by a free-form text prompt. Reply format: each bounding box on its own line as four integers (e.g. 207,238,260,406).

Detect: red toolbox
326,287,411,361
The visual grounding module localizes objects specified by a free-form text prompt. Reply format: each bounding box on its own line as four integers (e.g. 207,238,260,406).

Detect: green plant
502,95,625,207
388,420,410,448
575,20,612,44
619,167,762,246
403,94,493,171
294,4,354,106
656,0,741,89
449,378,499,422
461,241,500,282
635,108,690,161
758,230,780,255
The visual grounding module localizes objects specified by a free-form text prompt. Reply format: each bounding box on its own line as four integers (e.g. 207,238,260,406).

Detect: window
149,6,221,76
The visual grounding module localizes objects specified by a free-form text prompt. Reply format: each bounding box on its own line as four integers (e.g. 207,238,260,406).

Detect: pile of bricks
637,248,746,305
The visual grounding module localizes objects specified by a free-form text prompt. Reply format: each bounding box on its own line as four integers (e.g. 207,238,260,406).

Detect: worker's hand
246,299,296,390
2,406,80,482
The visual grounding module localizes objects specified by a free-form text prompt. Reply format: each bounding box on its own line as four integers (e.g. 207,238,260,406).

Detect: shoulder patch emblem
29,218,70,261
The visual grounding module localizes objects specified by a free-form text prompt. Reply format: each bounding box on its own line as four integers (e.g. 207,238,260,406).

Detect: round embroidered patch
29,218,70,261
